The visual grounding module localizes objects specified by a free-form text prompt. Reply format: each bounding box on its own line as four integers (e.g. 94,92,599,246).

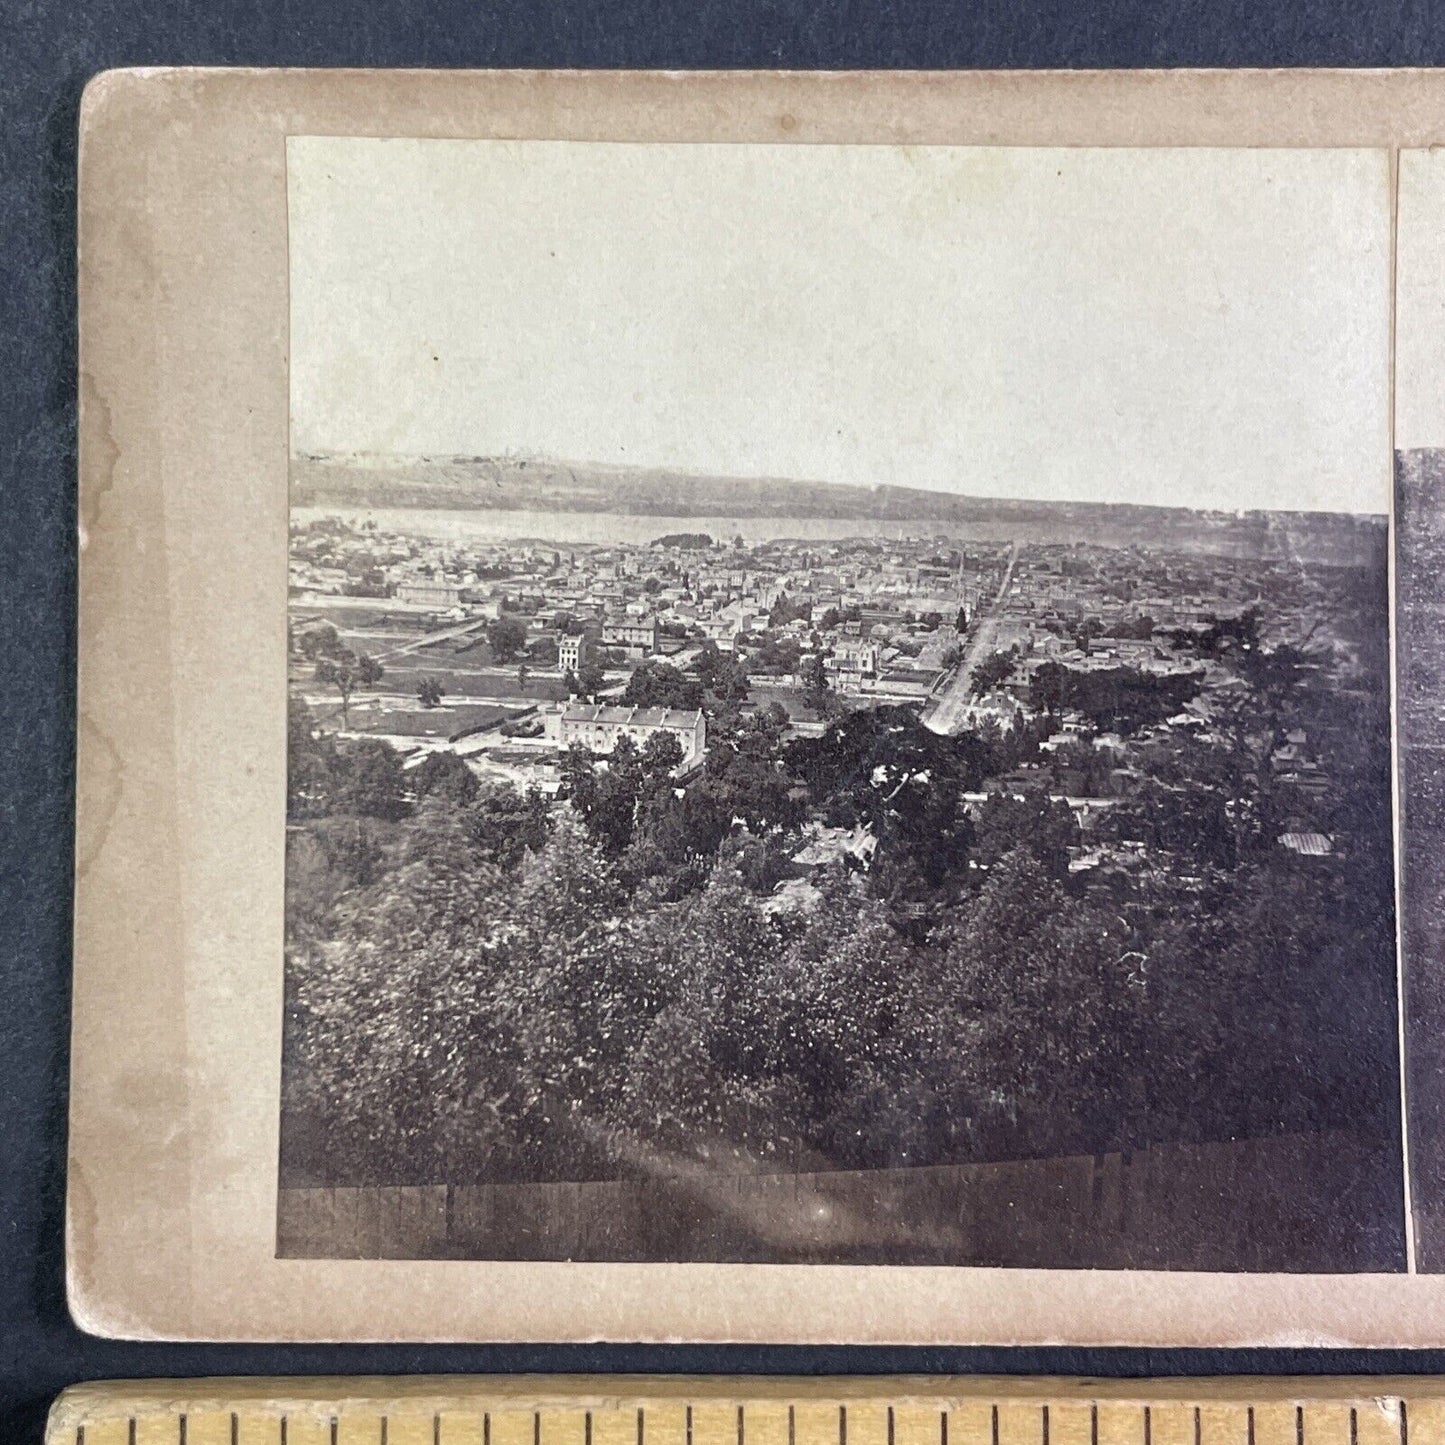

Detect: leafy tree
693,641,750,702
463,782,553,869
921,849,1140,1159
315,649,384,726
334,737,410,820
486,615,528,664
1028,661,1202,734
558,742,600,809
973,789,1080,880
565,660,609,702
970,648,1016,697
789,707,985,898
287,696,335,820
800,653,833,716
622,659,704,710
750,635,802,676
298,622,342,661
756,700,791,735
417,676,446,708
690,741,800,840
1071,617,1104,653
768,593,811,628
412,750,479,807
642,730,686,777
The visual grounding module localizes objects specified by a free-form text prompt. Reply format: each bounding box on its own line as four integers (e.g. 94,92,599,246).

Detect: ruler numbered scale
50,1380,1439,1445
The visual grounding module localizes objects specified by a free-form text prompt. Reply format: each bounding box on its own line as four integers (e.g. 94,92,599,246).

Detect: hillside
290,452,1384,563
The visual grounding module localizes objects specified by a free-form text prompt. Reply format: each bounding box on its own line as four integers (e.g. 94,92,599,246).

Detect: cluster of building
292,516,1374,882
289,519,1007,700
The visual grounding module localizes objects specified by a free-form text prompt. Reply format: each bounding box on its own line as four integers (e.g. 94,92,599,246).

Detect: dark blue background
7,3,1445,1442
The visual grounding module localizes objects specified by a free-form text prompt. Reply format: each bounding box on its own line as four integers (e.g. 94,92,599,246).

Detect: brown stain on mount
79,367,121,551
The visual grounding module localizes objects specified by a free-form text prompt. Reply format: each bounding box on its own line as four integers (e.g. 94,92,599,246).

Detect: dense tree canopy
281,590,1400,1223
1028,661,1204,734
621,659,705,710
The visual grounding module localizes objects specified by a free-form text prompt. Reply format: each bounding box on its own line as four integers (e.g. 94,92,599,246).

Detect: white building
558,633,592,674
553,704,706,766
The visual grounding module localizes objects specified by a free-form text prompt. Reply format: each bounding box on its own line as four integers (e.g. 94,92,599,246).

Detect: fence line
277,1128,1399,1271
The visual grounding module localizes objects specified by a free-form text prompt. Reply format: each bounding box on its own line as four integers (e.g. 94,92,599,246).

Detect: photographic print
1395,146,1445,1275
275,139,1404,1272
94,67,1445,1345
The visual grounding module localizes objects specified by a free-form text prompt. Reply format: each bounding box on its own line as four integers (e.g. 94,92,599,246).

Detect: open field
342,702,516,739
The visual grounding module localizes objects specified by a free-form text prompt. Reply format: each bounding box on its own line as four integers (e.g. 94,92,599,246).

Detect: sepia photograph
276,138,1404,1272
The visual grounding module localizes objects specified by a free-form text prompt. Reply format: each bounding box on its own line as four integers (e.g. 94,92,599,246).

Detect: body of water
292,505,991,548
291,504,1382,563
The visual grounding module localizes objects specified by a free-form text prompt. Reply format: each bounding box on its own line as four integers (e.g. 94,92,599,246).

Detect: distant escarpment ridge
294,453,1382,525
293,451,1117,522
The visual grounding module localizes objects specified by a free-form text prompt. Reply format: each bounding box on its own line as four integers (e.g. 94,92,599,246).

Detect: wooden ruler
43,1378,1445,1445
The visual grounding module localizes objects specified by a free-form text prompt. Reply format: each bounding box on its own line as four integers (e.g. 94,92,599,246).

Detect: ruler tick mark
1248,1408,1256,1445
1194,1406,1201,1445
940,1411,947,1445
1296,1407,1305,1445
1044,1404,1051,1445
789,1407,795,1445
1402,1402,1410,1445
992,1406,1000,1445
1091,1404,1098,1445
1145,1405,1152,1445
535,1412,541,1445
888,1406,895,1445
638,1408,645,1445
180,1414,188,1445
1351,1411,1358,1445
841,1406,847,1445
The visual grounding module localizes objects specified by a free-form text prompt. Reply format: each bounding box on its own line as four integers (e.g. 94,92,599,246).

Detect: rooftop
562,704,704,728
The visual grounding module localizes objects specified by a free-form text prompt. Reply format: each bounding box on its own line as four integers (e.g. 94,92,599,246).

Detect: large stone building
602,616,657,655
397,577,466,608
554,703,706,767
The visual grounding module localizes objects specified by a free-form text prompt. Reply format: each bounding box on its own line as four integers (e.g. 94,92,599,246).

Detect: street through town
925,541,1021,734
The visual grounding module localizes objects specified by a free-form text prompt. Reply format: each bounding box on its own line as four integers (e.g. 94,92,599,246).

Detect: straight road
925,541,1021,735
371,615,493,662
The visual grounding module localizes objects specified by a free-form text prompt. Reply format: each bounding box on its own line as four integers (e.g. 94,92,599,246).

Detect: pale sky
288,138,1392,514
